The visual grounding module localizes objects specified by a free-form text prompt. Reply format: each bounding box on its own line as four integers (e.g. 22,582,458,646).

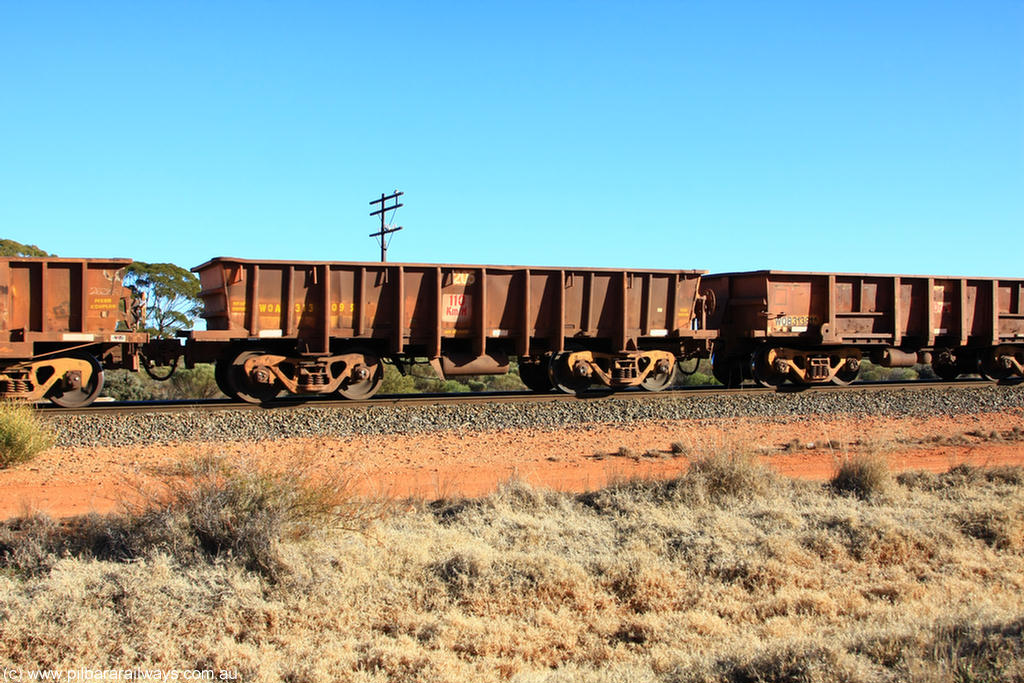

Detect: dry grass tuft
0,402,54,468
686,449,777,502
669,441,689,456
899,463,1024,492
958,506,1024,551
831,454,892,500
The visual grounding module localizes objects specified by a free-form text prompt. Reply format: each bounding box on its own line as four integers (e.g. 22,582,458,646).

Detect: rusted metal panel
704,270,1024,350
1,257,138,338
192,257,707,359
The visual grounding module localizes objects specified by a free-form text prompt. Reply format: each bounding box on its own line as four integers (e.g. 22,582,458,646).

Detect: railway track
35,377,998,417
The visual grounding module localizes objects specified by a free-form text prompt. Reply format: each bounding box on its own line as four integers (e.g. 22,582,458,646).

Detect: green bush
168,364,220,399
675,359,719,386
0,402,55,468
858,359,920,382
102,370,159,401
103,364,223,401
378,360,527,395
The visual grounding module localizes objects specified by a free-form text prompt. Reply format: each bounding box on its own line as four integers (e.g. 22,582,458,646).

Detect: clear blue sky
2,2,1021,277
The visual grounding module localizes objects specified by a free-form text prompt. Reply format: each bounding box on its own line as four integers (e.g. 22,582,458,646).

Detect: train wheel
518,360,553,393
711,354,745,388
46,353,105,408
830,357,861,386
214,357,239,400
548,351,592,395
831,367,859,385
228,350,282,404
980,355,1016,383
640,358,676,392
931,362,960,381
930,348,959,381
750,348,786,388
336,348,384,400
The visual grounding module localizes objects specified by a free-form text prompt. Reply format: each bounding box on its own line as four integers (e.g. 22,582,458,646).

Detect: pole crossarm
368,190,404,262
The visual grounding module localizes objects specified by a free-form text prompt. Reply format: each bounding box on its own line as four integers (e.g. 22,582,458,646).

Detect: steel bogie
543,349,680,394
760,346,862,385
980,345,1024,383
216,346,388,403
0,353,106,407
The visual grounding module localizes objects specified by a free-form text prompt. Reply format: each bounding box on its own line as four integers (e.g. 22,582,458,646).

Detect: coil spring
298,369,328,391
1,379,33,395
611,360,638,381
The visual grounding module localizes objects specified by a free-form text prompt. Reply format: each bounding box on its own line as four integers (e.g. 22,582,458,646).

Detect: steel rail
34,377,1000,417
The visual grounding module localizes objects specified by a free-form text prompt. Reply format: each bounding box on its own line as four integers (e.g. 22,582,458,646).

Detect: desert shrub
0,513,60,577
379,363,419,394
0,454,382,581
167,364,221,399
0,402,54,468
580,449,775,513
122,454,376,579
855,618,1024,682
101,369,159,401
103,364,223,401
831,455,891,500
3,460,1024,677
674,358,718,386
896,469,941,490
858,359,920,382
973,464,1024,486
438,379,470,393
379,361,528,395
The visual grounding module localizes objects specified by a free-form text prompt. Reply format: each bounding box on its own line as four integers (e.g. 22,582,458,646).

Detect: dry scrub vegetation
0,401,54,468
1,450,1023,682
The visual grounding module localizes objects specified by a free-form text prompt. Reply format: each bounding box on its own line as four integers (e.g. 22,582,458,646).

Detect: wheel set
214,347,385,404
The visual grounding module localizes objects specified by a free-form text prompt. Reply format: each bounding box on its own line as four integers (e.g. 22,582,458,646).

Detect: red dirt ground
3,410,1023,520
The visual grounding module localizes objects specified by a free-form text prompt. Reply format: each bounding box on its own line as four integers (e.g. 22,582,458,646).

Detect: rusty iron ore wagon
702,270,1024,387
181,258,715,402
0,257,148,406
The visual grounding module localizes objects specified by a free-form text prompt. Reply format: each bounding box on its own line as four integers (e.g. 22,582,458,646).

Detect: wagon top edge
0,256,134,265
192,256,707,276
705,269,1023,282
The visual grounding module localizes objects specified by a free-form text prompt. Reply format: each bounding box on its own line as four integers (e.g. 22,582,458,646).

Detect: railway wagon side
702,270,1024,386
0,257,148,406
184,258,713,402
